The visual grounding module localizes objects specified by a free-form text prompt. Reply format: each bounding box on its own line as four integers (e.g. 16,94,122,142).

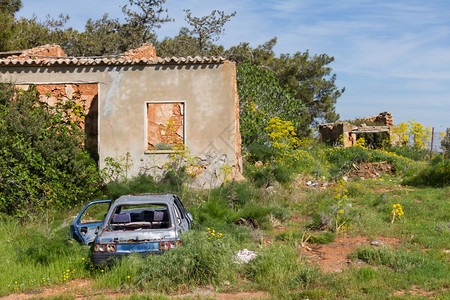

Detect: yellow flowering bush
407,120,431,149
355,137,366,148
264,117,317,169
390,120,431,149
391,122,409,146
265,117,299,150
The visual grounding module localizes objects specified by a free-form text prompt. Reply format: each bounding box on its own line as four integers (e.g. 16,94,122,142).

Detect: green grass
96,228,250,293
0,217,94,296
1,145,449,299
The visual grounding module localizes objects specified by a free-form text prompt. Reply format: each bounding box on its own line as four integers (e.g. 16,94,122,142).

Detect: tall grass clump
403,155,450,187
0,218,92,296
386,145,429,161
98,229,242,292
350,246,426,270
324,146,415,177
195,181,279,228
106,174,177,199
245,244,320,296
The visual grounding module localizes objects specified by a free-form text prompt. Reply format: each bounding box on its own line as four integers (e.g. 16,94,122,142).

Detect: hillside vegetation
1,127,448,299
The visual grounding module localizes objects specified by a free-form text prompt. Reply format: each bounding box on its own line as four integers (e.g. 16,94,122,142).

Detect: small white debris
306,181,318,187
371,240,384,246
234,249,258,264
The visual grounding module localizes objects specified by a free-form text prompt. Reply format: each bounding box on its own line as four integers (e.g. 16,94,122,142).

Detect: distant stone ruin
318,112,397,147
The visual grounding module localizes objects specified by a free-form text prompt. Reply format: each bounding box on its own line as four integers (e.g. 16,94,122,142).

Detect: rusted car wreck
70,194,192,265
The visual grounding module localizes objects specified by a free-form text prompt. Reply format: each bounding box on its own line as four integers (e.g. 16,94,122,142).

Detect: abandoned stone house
0,44,242,188
318,112,396,147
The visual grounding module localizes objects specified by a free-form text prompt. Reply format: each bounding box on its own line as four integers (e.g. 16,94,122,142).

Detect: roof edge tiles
0,56,226,67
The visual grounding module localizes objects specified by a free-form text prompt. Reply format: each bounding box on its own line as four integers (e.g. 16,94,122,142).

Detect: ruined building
0,44,242,188
318,112,396,147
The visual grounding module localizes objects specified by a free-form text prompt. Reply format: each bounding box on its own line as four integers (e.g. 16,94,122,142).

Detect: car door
174,196,193,230
70,199,112,245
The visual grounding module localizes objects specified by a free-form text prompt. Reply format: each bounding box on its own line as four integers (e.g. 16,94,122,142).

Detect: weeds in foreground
97,228,248,292
0,219,93,295
403,155,450,187
1,144,449,298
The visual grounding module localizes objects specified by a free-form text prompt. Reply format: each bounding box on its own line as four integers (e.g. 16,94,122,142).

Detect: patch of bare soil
1,279,93,300
393,285,439,298
174,288,270,299
212,291,269,299
347,162,395,179
300,236,400,272
2,279,270,300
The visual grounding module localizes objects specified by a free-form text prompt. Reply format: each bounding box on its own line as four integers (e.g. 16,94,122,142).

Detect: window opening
147,102,184,151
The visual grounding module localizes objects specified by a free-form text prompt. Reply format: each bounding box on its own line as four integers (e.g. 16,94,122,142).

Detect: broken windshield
107,203,171,231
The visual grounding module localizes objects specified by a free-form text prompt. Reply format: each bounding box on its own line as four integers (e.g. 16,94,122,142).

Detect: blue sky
17,0,450,133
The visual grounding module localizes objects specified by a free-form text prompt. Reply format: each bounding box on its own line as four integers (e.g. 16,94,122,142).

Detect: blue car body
70,194,192,265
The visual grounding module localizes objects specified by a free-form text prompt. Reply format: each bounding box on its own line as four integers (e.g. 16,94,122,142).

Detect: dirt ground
347,162,395,179
1,281,271,300
300,235,400,273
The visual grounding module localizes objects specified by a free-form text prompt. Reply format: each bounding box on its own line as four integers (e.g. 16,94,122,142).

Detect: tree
0,84,102,218
272,51,344,134
227,38,344,137
66,14,122,56
121,0,172,46
226,38,277,65
156,27,225,57
237,62,305,147
184,9,236,55
0,0,22,50
0,0,21,14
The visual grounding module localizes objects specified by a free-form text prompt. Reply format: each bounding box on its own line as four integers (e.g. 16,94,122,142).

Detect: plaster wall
0,61,240,178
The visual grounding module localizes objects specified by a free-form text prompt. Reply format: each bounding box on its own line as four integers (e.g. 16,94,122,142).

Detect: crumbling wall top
121,43,157,60
6,44,67,60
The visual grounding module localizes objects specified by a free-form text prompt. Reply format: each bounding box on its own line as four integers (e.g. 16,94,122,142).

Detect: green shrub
0,219,91,295
275,230,304,243
387,145,429,161
196,182,276,228
245,164,294,187
325,146,415,177
106,174,172,199
0,84,102,217
246,143,277,163
245,244,320,295
15,226,84,266
350,246,424,270
307,231,336,244
403,155,450,187
196,198,239,225
209,181,260,210
99,229,241,292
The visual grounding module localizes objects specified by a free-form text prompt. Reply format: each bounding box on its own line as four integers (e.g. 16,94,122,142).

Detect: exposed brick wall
121,43,157,60
360,112,394,126
147,103,184,150
8,44,66,60
16,83,99,156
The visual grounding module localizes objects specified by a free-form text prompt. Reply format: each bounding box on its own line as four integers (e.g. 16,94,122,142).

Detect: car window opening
108,204,171,231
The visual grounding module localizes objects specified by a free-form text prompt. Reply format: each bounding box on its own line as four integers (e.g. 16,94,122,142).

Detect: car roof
112,193,177,206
